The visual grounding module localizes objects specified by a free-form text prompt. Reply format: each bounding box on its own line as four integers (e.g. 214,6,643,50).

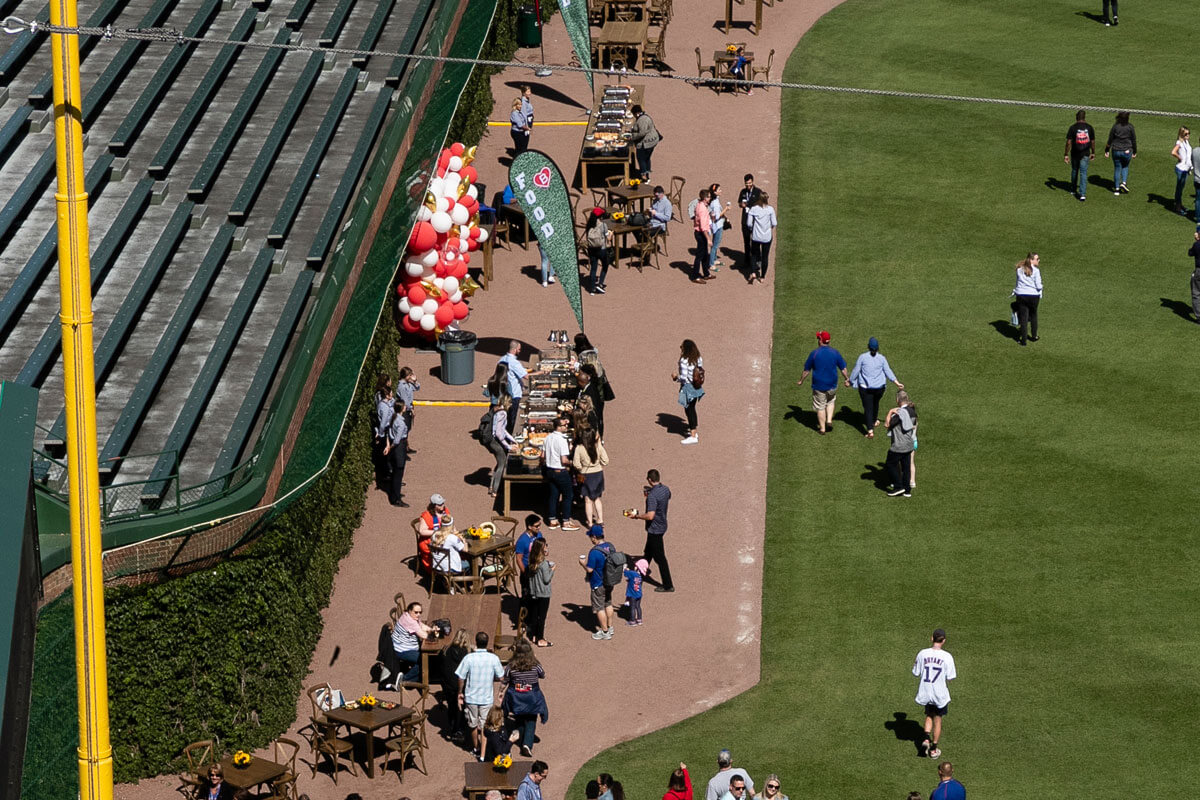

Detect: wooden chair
262,737,300,800
644,26,667,72
409,517,427,576
383,688,430,782
483,543,520,597
489,515,519,539
633,233,663,272
491,217,511,250
309,716,358,784
751,49,775,86
179,740,214,799
648,0,671,24
495,607,528,663
430,546,485,595
666,177,686,223
694,48,715,85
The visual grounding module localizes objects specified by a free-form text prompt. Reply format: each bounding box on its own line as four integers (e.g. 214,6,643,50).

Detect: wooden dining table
463,759,533,800
713,49,755,91
420,592,503,684
605,183,655,212
207,754,286,792
324,702,414,779
465,535,514,587
593,18,650,68
723,0,764,33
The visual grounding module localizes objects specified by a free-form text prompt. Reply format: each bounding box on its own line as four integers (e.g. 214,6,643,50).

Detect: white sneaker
681,436,698,445
541,281,548,287
549,276,556,283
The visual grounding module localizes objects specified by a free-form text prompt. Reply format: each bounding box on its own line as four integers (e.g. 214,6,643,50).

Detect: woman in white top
1172,127,1191,215
431,526,468,574
1012,252,1043,346
745,192,777,284
708,184,731,272
488,398,519,498
671,339,705,444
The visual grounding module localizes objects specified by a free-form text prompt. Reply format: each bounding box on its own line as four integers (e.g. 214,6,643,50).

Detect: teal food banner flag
509,150,583,330
558,0,593,89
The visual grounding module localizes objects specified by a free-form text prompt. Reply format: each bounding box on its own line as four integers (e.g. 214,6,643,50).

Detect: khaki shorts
590,584,613,612
812,388,837,411
463,703,490,729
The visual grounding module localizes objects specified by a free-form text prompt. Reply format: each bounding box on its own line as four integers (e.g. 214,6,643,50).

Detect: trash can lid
439,329,477,345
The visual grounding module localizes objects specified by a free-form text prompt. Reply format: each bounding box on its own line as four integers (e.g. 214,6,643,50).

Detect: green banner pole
558,0,593,90
509,150,584,330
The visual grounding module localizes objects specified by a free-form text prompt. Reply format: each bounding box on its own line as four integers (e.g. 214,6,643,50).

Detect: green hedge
98,312,399,782
447,0,557,147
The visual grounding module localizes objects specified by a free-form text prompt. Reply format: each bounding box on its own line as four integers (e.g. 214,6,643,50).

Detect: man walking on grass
705,748,755,800
913,628,957,759
796,331,848,435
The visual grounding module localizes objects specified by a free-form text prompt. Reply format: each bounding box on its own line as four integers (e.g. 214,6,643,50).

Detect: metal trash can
516,5,541,47
437,330,478,385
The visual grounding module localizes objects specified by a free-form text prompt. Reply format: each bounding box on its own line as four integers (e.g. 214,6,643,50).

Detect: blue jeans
396,649,420,683
545,468,573,523
1111,150,1131,188
709,226,724,268
1070,155,1089,197
514,714,537,750
539,246,554,284
1175,168,1189,208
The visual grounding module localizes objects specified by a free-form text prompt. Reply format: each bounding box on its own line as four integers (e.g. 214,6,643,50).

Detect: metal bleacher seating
97,222,236,476
209,269,314,479
0,106,33,168
306,86,392,266
0,154,114,341
318,0,356,46
108,0,222,153
142,246,273,503
268,67,360,244
187,26,291,200
0,2,48,82
386,0,435,85
284,0,315,29
147,6,258,175
226,51,324,223
26,0,126,105
353,0,396,67
43,202,195,450
16,178,155,388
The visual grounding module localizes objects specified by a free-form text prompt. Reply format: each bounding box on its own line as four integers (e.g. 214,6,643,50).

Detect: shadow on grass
1088,173,1117,194
560,602,598,632
861,462,890,490
1159,297,1196,323
1074,10,1108,24
784,404,821,432
989,319,1022,342
1044,176,1075,194
884,711,927,757
655,412,689,437
1146,193,1179,214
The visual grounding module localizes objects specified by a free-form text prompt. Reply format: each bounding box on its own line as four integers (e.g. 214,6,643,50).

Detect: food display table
464,760,534,800
579,85,644,190
324,702,413,778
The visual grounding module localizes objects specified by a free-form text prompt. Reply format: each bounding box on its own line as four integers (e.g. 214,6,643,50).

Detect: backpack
602,547,627,587
687,198,698,219
691,365,705,389
478,408,495,445
586,223,607,248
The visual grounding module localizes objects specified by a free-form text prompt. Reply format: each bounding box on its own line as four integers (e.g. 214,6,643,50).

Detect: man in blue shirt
930,761,966,800
796,330,848,435
648,185,673,233
384,400,409,506
517,760,549,800
498,340,535,434
579,525,615,640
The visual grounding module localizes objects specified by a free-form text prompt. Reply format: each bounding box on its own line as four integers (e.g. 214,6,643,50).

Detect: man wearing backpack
579,525,622,640
1064,109,1096,202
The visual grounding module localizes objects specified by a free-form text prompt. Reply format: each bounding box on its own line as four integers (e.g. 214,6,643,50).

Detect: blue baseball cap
868,336,879,350
586,524,605,538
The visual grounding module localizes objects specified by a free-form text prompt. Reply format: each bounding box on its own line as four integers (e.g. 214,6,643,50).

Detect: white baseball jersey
912,646,956,707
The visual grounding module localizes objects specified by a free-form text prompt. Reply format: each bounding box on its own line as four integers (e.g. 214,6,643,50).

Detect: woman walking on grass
526,538,555,647
673,339,705,445
848,337,904,438
1104,111,1137,195
1012,252,1043,346
663,763,692,800
1172,127,1191,215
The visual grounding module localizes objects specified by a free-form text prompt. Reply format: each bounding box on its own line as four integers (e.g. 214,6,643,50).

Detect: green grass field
571,0,1200,796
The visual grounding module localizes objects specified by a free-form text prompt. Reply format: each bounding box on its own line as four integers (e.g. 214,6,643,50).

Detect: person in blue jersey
796,330,848,435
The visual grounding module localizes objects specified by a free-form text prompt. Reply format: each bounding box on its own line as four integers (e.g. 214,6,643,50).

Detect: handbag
628,212,649,227
722,217,732,230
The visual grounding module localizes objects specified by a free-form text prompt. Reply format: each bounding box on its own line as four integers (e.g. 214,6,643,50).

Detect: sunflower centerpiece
725,43,738,54
492,754,514,771
232,750,252,768
358,694,378,709
628,178,642,188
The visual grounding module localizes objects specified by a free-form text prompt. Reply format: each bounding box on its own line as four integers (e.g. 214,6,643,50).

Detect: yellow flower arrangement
628,178,642,187
725,43,738,54
232,751,252,767
493,754,514,770
358,694,378,708
611,211,626,222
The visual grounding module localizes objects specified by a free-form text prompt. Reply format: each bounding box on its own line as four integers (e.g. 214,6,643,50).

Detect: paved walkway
115,1,844,798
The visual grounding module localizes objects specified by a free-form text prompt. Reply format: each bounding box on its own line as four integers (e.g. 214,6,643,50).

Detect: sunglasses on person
766,785,780,791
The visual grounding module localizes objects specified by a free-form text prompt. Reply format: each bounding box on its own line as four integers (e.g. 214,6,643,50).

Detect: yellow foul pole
48,0,115,796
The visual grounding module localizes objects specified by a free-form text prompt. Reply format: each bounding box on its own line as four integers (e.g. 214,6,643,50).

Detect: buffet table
579,84,644,190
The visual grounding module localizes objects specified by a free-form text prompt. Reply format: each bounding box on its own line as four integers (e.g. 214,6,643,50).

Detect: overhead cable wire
2,15,1199,119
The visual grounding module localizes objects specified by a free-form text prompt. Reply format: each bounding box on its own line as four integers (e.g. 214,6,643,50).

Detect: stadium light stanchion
48,0,114,797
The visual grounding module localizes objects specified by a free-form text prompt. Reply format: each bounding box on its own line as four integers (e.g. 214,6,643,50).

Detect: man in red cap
796,331,848,434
